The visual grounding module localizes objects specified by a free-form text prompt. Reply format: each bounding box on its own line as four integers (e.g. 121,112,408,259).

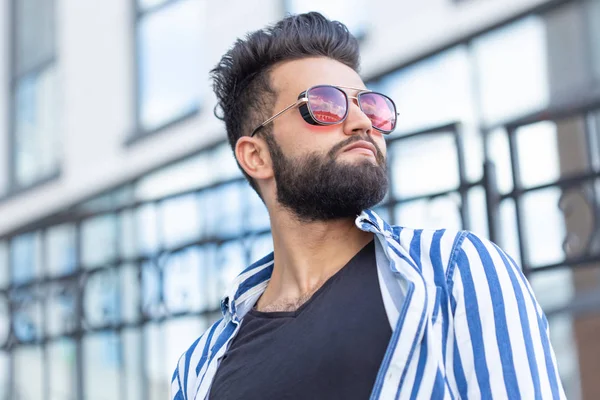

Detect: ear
235,136,274,181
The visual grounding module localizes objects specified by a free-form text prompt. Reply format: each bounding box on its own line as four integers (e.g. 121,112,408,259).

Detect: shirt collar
220,209,393,320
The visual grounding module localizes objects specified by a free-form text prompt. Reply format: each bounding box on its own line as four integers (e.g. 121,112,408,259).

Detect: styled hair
210,12,360,196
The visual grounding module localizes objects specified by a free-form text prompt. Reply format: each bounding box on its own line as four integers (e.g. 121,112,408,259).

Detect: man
172,12,565,400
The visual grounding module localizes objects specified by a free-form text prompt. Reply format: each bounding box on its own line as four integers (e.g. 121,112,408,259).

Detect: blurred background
0,0,599,398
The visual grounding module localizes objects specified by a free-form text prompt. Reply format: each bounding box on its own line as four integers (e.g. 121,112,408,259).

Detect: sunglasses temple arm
251,98,308,136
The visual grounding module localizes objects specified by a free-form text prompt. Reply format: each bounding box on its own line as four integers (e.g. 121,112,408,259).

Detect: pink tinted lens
307,86,347,124
359,92,396,132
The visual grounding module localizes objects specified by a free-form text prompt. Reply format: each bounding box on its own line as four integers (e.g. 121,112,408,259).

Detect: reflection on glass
521,187,566,267
248,233,273,264
14,66,60,187
487,128,514,194
121,263,141,323
120,210,137,259
142,260,162,317
138,0,203,130
84,270,120,327
216,241,247,298
137,204,161,255
11,231,42,284
81,214,118,268
202,183,243,237
0,295,8,346
14,346,43,400
211,143,243,181
498,199,521,266
473,16,549,125
287,0,368,38
390,133,459,198
467,186,489,238
123,329,144,400
144,322,166,400
244,184,270,232
519,118,590,188
138,0,169,11
378,47,475,134
46,283,76,336
84,332,121,400
394,194,462,231
48,339,77,398
164,248,203,313
161,194,201,249
516,121,560,188
47,223,76,276
0,241,7,288
12,290,43,342
0,351,7,400
15,0,55,74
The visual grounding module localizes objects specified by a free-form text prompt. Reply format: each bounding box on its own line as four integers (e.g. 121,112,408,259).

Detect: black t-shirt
209,240,392,400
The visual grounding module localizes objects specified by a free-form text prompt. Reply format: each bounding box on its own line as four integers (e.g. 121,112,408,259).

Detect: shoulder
388,225,468,281
172,318,225,400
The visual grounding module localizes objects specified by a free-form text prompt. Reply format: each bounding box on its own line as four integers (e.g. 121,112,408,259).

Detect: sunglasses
250,85,398,137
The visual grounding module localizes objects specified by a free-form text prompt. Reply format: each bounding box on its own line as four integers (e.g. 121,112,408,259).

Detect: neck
256,207,374,310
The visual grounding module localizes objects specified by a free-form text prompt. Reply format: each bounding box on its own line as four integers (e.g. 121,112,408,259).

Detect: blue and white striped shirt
171,210,566,399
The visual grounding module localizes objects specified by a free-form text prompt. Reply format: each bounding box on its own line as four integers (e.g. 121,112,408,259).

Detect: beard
264,134,388,222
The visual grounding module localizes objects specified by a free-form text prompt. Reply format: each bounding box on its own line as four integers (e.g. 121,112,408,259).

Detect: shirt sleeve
448,231,566,399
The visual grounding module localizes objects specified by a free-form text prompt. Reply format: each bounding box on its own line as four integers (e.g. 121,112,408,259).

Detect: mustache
327,135,386,165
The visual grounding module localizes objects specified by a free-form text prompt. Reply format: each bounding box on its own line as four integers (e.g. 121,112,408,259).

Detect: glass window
14,346,44,400
377,47,476,135
389,133,460,199
12,289,44,342
12,0,59,189
515,118,591,188
48,339,77,398
15,0,55,74
46,223,76,276
521,187,566,267
137,0,204,131
10,231,42,284
46,283,77,337
84,332,121,400
141,260,162,318
137,204,161,255
84,270,120,327
0,295,8,347
473,16,549,125
121,263,141,323
394,194,463,231
81,214,118,268
0,241,8,288
0,351,8,400
13,65,60,188
286,0,369,39
161,194,201,249
144,322,166,400
123,328,144,400
163,247,203,313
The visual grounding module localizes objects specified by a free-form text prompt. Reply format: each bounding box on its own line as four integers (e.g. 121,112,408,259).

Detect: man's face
264,57,389,222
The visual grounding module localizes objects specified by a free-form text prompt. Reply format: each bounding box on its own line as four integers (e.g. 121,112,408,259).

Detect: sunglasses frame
250,85,398,137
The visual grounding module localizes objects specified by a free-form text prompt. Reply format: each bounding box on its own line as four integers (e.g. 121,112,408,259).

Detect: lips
342,140,377,157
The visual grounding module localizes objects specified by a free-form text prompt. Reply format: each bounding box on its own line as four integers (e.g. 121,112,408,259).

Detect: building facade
0,0,599,399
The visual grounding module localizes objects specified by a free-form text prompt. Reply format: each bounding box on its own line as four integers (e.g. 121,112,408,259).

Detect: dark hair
210,12,360,196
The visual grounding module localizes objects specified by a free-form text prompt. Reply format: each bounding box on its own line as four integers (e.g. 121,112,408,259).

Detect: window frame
127,0,202,145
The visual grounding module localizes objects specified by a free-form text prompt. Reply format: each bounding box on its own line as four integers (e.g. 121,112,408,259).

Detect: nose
342,97,373,136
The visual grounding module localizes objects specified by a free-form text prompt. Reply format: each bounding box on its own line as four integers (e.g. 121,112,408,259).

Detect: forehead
270,57,366,100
